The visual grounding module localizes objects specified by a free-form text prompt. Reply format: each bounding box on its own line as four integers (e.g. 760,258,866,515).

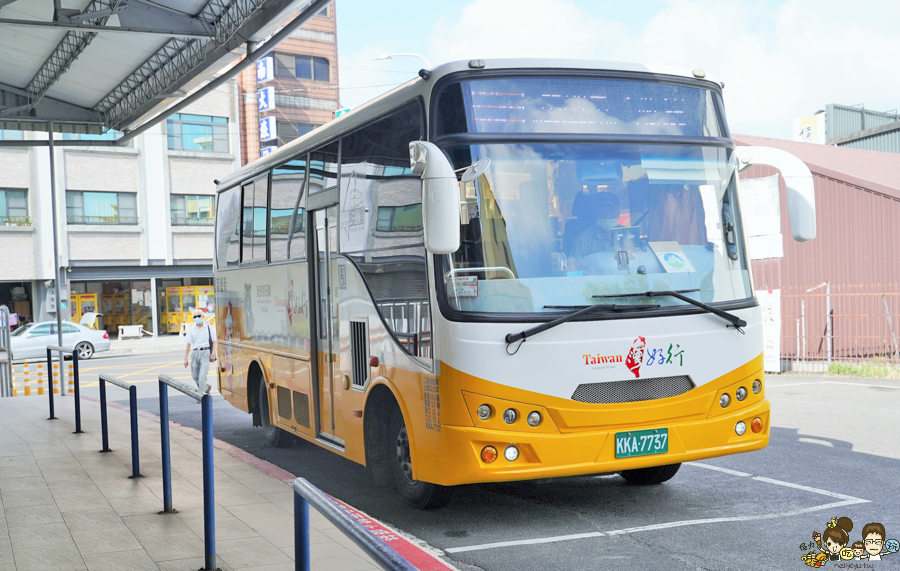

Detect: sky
334,0,900,139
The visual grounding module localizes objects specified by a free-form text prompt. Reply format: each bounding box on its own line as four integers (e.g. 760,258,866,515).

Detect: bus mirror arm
735,146,816,242
410,141,462,254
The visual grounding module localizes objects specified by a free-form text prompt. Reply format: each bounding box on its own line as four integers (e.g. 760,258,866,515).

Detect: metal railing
778,289,900,373
171,216,214,226
292,478,416,571
158,374,217,571
0,307,10,397
47,345,83,433
377,298,432,358
98,374,142,479
66,214,139,225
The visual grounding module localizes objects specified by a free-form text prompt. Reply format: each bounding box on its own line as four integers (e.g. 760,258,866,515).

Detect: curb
82,395,459,571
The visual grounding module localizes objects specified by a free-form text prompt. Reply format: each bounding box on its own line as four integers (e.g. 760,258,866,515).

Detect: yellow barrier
52,363,60,395
36,363,44,396
67,362,74,393
22,362,31,396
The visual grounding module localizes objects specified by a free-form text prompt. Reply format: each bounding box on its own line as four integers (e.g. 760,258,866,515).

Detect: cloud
339,0,900,138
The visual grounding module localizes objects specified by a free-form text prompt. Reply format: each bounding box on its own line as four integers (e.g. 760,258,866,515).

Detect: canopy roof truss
0,0,326,139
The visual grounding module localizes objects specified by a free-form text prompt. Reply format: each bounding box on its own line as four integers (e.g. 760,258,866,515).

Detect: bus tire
619,463,681,485
259,381,290,448
388,409,451,509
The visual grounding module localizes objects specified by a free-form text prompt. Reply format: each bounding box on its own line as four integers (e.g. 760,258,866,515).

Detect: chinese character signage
260,146,276,157
259,117,276,142
256,56,274,83
258,86,275,111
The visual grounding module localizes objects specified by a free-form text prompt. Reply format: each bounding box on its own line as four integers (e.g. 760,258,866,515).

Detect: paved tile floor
0,394,379,571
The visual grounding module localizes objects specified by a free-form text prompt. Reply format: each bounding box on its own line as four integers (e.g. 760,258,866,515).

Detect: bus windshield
441,142,752,315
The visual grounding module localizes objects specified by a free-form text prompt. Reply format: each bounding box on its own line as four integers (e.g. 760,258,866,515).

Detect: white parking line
687,462,751,477
443,464,870,555
769,381,900,390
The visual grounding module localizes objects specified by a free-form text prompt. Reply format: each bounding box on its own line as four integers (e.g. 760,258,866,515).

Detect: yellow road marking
79,360,182,372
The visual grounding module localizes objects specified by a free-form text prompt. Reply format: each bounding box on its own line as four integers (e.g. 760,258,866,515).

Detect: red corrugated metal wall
741,165,900,366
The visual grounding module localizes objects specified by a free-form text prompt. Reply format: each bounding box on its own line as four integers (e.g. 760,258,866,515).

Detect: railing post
294,492,311,571
99,378,111,452
46,347,56,419
128,385,142,478
201,393,216,570
72,350,83,433
158,381,176,513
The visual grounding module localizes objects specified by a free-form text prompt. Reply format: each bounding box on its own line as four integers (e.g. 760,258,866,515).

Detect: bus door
312,206,343,445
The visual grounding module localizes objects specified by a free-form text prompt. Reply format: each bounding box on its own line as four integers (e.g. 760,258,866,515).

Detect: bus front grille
571,376,695,404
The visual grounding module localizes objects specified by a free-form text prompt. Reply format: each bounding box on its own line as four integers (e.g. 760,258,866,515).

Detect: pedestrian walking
183,309,217,396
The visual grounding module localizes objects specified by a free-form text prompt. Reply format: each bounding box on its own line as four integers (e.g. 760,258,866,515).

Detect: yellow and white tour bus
213,59,816,508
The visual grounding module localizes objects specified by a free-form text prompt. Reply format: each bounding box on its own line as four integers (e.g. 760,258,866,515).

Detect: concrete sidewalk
0,395,381,571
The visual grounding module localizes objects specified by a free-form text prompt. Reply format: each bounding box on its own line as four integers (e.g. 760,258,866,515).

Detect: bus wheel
388,409,451,509
259,382,290,447
619,463,681,485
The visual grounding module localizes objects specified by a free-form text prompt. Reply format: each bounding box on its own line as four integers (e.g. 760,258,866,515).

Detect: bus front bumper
416,398,769,487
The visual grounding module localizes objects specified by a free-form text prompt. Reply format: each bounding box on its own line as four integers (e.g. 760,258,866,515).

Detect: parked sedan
9,321,110,360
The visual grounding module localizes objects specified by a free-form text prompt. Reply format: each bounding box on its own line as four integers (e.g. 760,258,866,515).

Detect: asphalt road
87,353,900,570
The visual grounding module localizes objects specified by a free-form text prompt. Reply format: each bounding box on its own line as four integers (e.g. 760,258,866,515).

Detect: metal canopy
0,0,329,138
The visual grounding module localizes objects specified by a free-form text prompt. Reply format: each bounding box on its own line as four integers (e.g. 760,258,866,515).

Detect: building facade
238,3,340,165
735,134,900,371
1,3,341,337
0,83,240,336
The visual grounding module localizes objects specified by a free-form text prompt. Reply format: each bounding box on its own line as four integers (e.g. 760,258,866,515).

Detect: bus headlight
735,421,747,436
477,404,492,421
752,379,762,394
736,387,747,401
504,446,519,462
720,393,731,408
527,411,542,427
503,409,518,424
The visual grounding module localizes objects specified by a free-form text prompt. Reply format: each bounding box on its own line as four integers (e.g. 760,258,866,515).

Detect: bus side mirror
735,146,816,242
409,141,461,254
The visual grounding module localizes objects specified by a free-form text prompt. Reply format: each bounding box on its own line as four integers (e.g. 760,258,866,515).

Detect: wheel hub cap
396,423,415,484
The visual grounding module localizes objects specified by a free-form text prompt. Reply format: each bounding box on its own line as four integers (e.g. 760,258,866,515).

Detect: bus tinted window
215,186,241,268
339,101,422,253
437,77,722,137
270,158,307,262
339,101,431,358
309,141,338,194
241,176,268,263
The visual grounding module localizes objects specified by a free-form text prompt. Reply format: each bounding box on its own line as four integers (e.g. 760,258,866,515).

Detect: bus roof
216,58,723,192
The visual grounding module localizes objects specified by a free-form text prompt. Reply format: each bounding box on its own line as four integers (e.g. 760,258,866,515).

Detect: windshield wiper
592,289,747,332
505,303,661,345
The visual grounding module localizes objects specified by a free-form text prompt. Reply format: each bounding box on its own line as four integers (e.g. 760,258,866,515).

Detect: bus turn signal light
751,417,763,433
481,446,498,464
369,356,379,367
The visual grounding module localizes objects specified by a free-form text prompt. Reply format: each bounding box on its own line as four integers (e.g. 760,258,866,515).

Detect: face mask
596,218,617,231
194,316,203,324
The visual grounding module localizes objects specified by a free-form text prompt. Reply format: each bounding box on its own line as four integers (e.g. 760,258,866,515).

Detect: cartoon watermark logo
800,517,898,567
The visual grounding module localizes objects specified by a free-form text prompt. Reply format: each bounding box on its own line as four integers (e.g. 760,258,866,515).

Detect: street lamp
374,53,432,69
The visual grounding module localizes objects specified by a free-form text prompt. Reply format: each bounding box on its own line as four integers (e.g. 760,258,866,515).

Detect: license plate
615,428,668,458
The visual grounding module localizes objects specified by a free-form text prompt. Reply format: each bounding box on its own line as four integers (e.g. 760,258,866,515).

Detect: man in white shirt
183,309,217,395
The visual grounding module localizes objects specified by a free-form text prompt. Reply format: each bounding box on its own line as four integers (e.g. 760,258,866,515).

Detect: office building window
166,114,229,152
274,54,330,82
171,194,215,225
0,189,29,225
66,191,138,224
0,130,24,140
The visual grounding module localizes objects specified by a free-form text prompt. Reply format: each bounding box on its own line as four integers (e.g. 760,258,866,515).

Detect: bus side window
271,157,307,262
241,175,269,263
215,185,241,268
339,101,431,359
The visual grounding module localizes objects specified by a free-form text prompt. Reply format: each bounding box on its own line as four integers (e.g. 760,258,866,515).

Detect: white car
10,321,111,360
